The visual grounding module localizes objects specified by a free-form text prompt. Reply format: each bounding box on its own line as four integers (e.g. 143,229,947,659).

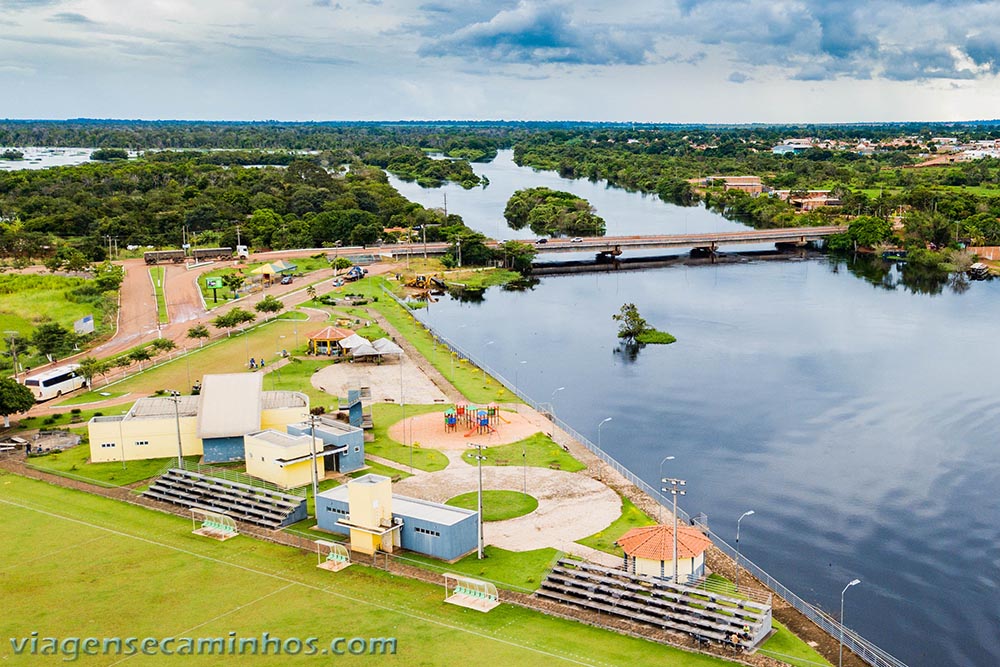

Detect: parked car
280,275,293,285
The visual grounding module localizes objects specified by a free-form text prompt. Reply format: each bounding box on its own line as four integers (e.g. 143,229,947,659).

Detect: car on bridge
571,237,583,243
535,238,548,244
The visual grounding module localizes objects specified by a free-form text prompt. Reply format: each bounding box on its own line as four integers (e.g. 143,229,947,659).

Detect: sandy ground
394,451,621,566
310,355,447,404
387,409,541,449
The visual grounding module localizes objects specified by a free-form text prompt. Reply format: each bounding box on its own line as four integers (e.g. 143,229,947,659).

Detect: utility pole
4,331,19,380
310,413,320,516
236,225,242,248
468,443,488,559
168,390,183,468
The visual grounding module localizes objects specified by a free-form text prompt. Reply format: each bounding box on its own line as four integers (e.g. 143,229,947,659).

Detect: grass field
198,256,332,308
0,475,740,667
446,490,538,522
0,273,95,339
25,444,200,487
576,495,657,555
149,266,168,324
395,544,563,593
760,620,833,666
346,277,519,405
462,432,586,472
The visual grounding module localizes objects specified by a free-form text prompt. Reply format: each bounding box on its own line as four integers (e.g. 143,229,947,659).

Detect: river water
400,153,1000,666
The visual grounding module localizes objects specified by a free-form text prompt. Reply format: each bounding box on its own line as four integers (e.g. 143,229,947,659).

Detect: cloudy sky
2,0,1000,122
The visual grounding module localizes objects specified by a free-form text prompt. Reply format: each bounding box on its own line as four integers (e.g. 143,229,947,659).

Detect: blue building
286,416,365,474
316,474,478,561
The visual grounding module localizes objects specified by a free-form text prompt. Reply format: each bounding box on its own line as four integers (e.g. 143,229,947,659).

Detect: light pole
661,476,686,582
657,455,675,523
309,413,320,517
735,510,755,591
597,417,612,449
468,443,488,560
840,578,861,667
167,390,183,468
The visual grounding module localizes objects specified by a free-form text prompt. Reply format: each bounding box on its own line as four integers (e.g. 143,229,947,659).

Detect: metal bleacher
536,559,772,648
143,468,307,529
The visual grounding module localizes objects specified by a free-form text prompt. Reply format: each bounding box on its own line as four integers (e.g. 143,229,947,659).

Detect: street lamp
597,417,613,449
167,390,183,468
310,413,320,517
735,510,755,591
468,443,488,560
661,476,686,582
840,578,862,667
657,455,675,523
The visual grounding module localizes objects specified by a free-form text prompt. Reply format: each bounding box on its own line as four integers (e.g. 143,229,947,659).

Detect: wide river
397,152,1000,666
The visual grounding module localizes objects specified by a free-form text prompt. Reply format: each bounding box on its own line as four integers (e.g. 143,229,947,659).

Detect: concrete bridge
382,225,847,258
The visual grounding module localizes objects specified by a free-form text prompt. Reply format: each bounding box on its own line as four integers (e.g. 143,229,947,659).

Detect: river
400,154,1000,666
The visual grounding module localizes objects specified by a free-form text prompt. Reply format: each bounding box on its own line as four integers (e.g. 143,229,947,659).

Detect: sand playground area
388,408,543,450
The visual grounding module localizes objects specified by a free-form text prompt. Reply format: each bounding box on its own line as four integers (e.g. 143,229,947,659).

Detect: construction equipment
405,275,448,290
344,266,368,282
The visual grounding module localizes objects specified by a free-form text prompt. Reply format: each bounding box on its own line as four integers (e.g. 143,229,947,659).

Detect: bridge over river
382,225,847,258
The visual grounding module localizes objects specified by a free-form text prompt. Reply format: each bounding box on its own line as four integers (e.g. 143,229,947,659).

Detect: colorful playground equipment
444,404,511,437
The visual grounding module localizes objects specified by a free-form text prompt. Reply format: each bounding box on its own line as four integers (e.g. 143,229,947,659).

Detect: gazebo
308,327,355,356
251,260,297,285
372,337,404,359
616,524,713,583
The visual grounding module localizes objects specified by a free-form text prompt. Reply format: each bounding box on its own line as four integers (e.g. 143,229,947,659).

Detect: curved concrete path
393,451,622,566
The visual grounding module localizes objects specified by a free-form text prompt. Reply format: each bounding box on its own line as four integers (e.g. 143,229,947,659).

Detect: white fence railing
381,283,908,667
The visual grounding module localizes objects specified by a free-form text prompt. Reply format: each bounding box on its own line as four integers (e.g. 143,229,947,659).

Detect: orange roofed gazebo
616,524,713,583
308,326,355,356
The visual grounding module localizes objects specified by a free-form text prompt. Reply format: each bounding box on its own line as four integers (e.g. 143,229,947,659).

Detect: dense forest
3,120,1000,265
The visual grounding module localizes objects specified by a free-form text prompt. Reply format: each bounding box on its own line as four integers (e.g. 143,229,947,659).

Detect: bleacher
143,468,307,529
536,559,772,648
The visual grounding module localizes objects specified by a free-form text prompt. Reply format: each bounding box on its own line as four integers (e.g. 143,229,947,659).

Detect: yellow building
616,524,713,583
87,374,309,464
340,474,401,555
243,431,318,490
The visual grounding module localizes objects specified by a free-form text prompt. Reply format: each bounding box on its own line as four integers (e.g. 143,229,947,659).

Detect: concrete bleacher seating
536,559,772,649
143,468,307,529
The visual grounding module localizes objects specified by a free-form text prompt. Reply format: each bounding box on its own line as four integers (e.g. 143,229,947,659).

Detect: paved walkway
393,450,622,567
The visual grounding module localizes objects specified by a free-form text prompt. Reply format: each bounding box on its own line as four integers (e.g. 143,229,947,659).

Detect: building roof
319,475,477,527
127,395,200,419
308,326,354,342
197,373,263,438
616,524,713,561
260,390,308,410
248,429,311,448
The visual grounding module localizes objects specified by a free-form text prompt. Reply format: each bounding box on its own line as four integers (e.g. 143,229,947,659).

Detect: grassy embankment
576,495,657,555
148,265,168,324
0,476,743,667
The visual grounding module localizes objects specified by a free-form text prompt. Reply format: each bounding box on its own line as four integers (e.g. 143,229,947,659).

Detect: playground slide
463,426,478,438
496,413,511,424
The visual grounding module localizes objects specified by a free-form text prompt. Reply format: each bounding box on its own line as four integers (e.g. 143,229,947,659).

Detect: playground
388,404,541,450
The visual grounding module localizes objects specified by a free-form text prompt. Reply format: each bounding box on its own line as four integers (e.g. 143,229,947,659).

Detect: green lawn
463,432,586,472
198,256,333,308
15,406,118,432
56,390,127,406
576,494,657,556
760,621,833,666
0,274,96,339
350,459,413,481
0,475,741,667
149,266,169,324
369,403,450,472
25,444,200,487
397,545,564,593
446,490,538,522
347,277,519,404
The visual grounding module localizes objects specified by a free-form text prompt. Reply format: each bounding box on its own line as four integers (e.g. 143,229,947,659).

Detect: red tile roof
616,524,713,561
307,326,355,342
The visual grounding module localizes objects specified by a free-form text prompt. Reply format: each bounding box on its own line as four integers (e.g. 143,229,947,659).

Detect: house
87,373,309,464
316,474,478,561
616,524,713,583
705,175,764,195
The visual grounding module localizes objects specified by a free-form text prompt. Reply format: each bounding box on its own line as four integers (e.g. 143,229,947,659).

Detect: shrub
70,408,81,415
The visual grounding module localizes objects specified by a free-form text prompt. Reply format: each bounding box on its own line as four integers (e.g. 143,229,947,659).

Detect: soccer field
0,474,738,667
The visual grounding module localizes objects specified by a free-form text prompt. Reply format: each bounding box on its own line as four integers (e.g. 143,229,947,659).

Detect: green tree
186,324,210,348
76,356,109,387
306,285,317,301
30,323,75,362
213,307,256,337
0,377,35,427
254,295,284,321
332,257,353,273
612,303,649,343
497,241,537,274
220,273,246,298
128,347,152,370
150,337,177,353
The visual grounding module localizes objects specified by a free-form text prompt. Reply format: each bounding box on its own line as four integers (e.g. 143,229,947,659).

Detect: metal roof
260,390,308,410
319,477,477,527
128,395,200,420
197,373,262,438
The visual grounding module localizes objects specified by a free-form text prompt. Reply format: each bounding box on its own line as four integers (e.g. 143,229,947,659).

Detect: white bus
23,364,88,401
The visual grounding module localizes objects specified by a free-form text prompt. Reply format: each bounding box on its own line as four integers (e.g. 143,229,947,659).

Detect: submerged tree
613,303,648,343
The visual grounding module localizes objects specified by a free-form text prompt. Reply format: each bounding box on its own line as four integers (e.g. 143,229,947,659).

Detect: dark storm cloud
419,1,653,66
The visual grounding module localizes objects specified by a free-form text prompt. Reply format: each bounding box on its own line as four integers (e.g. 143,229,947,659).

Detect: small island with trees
613,303,676,345
504,187,605,237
